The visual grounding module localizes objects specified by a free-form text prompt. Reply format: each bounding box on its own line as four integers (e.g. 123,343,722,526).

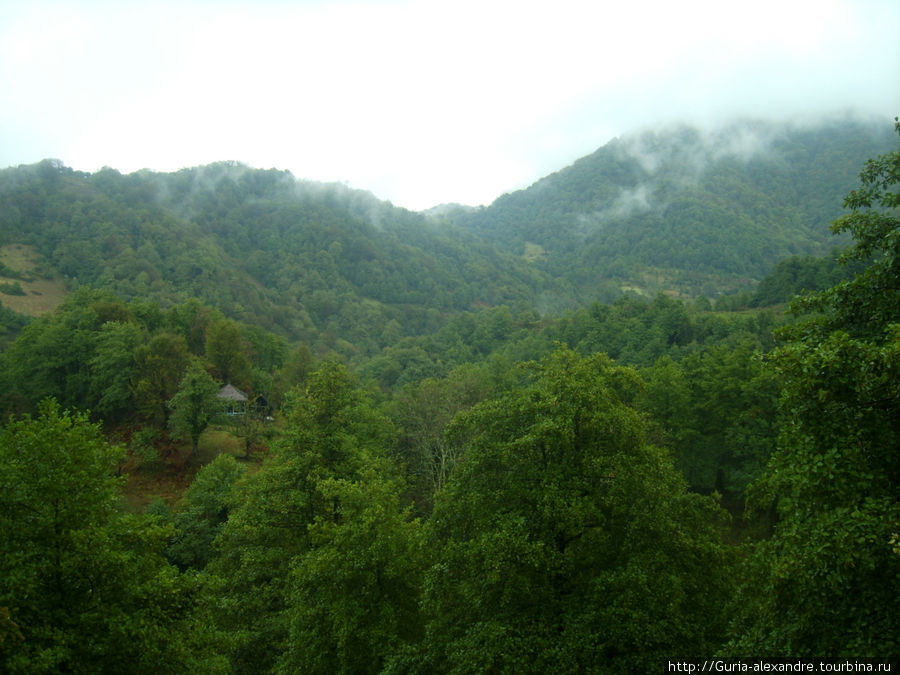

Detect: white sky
1,0,898,211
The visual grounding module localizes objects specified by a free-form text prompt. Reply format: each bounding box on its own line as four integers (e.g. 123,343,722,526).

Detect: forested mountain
0,161,557,356
1,116,894,357
0,116,898,671
451,115,894,300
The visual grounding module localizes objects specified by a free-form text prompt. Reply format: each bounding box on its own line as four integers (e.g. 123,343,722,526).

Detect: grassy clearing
121,426,263,512
522,241,546,262
0,244,68,316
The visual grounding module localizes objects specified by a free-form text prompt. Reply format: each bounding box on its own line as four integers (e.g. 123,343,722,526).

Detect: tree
273,343,314,408
413,349,733,672
647,339,778,498
391,363,495,515
88,320,142,423
0,400,208,672
167,298,218,355
205,319,252,390
168,360,221,457
277,465,424,674
207,362,398,671
727,119,900,658
0,288,108,415
133,332,190,426
168,453,245,570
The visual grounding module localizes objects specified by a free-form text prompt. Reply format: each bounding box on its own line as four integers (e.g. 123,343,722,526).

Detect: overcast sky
1,0,898,210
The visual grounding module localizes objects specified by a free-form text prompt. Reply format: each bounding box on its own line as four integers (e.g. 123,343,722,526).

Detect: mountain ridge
451,114,894,299
1,114,894,357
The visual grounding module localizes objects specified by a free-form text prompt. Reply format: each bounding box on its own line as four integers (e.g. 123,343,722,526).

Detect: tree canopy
0,116,898,671
727,118,900,658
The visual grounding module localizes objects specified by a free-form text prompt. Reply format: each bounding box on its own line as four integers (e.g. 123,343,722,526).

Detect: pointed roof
217,383,248,401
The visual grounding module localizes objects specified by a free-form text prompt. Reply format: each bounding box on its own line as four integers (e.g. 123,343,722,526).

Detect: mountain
0,115,894,356
0,161,559,356
450,115,895,300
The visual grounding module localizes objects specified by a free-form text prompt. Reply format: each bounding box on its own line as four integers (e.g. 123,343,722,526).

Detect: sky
1,0,898,211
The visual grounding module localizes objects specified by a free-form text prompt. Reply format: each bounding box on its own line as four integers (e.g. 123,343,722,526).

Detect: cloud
1,0,897,210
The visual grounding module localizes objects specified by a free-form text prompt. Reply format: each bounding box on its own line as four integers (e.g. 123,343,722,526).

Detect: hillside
0,161,558,356
0,115,893,355
1,117,897,671
451,115,894,300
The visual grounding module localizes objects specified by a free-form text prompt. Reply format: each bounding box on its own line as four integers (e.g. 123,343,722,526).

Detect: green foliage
454,118,893,300
278,466,424,674
205,318,253,391
2,118,897,671
0,290,292,429
133,332,190,426
390,362,500,515
0,159,547,350
0,288,119,415
0,281,26,296
207,362,400,671
640,340,779,497
750,249,864,307
1,118,889,361
168,453,244,570
0,301,29,347
89,319,141,422
728,119,900,658
272,342,314,408
414,349,733,672
167,360,221,457
0,400,207,672
166,298,218,355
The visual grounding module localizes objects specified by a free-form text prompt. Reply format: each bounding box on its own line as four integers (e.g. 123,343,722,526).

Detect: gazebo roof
218,383,248,402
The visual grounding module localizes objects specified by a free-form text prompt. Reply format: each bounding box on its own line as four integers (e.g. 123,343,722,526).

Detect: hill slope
451,115,894,300
0,161,558,355
0,115,893,354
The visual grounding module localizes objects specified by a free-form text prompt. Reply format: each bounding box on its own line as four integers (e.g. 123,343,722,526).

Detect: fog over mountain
451,115,894,300
1,1,897,210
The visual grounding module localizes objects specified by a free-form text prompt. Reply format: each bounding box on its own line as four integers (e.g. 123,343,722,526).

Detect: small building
218,383,248,415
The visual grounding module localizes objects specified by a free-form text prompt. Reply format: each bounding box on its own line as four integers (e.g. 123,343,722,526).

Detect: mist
0,0,897,210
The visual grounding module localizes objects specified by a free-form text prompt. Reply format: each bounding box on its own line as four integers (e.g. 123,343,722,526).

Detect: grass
121,425,264,513
522,242,546,262
0,244,68,316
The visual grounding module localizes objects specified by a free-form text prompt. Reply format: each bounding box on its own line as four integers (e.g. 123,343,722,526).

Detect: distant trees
454,118,893,299
89,319,141,423
205,319,252,390
133,332,191,426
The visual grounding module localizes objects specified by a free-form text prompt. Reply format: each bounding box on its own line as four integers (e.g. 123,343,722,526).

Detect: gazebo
218,383,248,415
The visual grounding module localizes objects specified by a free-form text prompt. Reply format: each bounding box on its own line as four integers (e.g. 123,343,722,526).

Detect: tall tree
0,401,208,672
205,319,252,391
727,118,900,658
168,360,221,457
167,453,245,570
277,464,424,674
88,319,142,423
133,332,190,426
410,349,733,672
207,362,397,671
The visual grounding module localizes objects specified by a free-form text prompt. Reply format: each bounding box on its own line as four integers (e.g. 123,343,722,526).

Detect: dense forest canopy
0,116,892,353
0,115,897,671
453,116,893,299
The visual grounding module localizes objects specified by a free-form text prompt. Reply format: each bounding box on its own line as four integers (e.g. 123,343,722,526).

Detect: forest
0,116,897,672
